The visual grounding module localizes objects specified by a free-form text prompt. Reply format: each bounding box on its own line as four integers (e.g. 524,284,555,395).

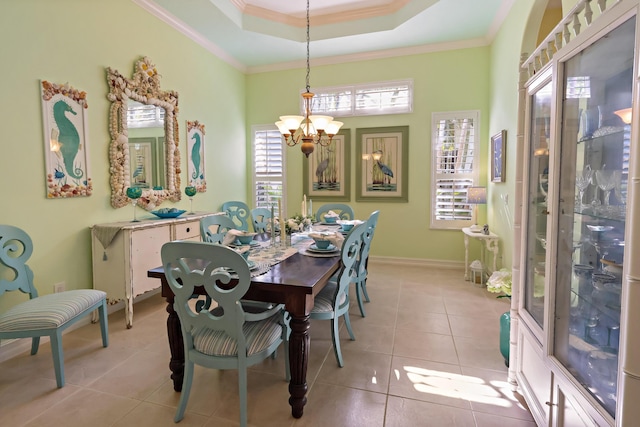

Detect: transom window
308,80,413,117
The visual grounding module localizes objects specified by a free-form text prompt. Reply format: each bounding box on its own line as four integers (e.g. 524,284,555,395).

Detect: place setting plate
307,243,338,253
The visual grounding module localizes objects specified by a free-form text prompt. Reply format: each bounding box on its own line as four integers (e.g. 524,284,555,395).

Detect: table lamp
467,186,486,233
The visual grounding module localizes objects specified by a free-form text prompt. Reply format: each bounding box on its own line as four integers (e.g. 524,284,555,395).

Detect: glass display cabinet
516,2,640,426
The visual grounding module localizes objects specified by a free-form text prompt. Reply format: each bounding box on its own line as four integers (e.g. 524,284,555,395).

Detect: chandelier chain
305,0,310,93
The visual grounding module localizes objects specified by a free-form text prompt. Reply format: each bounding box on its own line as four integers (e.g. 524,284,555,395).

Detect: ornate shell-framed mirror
107,56,181,210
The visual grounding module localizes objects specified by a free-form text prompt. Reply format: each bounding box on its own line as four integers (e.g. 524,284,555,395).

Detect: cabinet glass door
523,78,552,329
553,17,634,418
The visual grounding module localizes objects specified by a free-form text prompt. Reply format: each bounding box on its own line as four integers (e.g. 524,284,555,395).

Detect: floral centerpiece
487,268,512,298
284,214,313,234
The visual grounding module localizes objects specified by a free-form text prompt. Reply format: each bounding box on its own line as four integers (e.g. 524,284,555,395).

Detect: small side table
462,227,500,282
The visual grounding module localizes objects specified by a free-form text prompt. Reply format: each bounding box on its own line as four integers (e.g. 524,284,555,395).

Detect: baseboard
370,255,464,270
0,288,162,363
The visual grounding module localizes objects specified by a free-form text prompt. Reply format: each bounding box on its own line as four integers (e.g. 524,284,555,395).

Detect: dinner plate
320,222,341,226
308,244,338,253
234,240,260,247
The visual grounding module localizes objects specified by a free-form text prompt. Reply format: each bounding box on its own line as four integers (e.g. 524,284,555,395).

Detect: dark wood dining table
147,245,340,419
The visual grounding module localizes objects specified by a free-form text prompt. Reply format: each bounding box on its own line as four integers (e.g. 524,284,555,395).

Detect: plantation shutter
431,111,480,229
253,126,286,216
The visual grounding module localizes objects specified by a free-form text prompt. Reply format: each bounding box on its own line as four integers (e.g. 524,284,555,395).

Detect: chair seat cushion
194,315,282,356
311,282,346,314
0,290,106,332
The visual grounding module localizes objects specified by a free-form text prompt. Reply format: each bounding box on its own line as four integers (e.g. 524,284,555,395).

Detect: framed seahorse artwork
302,129,350,201
40,81,92,198
186,120,207,193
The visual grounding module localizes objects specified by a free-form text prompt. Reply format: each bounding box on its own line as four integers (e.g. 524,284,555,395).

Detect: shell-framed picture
186,120,207,192
40,81,92,198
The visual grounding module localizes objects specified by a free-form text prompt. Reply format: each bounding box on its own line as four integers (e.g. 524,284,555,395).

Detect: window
431,111,480,229
308,80,413,117
127,101,165,128
252,125,286,217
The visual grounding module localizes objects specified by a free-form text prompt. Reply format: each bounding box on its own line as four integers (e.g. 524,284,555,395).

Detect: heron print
313,145,339,191
366,136,397,192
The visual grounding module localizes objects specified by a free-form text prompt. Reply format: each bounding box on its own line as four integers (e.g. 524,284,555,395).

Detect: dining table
147,231,342,419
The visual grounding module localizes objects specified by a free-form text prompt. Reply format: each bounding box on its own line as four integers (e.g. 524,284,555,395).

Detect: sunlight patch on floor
399,365,526,409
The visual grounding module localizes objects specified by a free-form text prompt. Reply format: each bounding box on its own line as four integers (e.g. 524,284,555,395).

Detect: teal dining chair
222,201,252,231
251,207,272,233
0,224,109,388
353,210,380,317
161,241,290,425
310,222,364,367
200,215,238,244
315,203,355,222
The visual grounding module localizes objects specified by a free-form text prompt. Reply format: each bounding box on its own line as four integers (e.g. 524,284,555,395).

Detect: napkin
309,231,344,248
336,219,365,226
223,229,250,246
324,210,340,218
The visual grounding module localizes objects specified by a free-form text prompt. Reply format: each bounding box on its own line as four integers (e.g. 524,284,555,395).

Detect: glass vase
499,311,510,367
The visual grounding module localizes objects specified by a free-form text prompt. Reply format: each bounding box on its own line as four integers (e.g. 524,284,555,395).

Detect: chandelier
275,0,343,157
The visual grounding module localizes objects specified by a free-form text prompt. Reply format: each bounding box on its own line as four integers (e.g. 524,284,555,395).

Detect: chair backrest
161,242,252,355
359,210,380,273
251,208,272,233
332,223,365,308
0,225,37,298
200,215,238,244
316,203,355,222
222,201,251,231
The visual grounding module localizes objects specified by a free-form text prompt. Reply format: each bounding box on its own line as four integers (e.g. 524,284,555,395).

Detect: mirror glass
107,56,180,210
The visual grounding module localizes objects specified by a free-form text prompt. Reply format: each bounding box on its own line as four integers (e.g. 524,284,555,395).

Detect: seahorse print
191,132,201,180
53,100,83,179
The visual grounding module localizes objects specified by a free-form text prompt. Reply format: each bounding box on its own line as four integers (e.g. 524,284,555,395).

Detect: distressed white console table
91,212,219,328
462,227,500,282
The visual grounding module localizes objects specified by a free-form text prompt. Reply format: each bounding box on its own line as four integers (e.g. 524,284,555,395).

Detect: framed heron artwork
40,80,92,198
356,126,409,202
491,130,506,183
303,129,350,201
186,120,207,192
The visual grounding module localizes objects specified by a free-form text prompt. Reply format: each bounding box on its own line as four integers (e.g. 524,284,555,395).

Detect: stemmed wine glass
575,165,593,209
185,186,197,214
126,187,143,222
595,167,621,209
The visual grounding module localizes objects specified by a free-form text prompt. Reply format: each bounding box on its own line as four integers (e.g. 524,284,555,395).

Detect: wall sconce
614,108,632,124
467,186,487,233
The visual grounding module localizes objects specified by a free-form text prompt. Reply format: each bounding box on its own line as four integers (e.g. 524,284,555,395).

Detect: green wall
0,0,542,311
0,0,246,309
247,48,491,262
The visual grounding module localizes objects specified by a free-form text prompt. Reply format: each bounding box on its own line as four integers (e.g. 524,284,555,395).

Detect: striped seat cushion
193,316,282,356
0,290,106,332
311,281,346,314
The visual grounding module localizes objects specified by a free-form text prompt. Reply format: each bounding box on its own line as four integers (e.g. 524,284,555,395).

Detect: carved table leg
165,294,184,391
288,313,310,418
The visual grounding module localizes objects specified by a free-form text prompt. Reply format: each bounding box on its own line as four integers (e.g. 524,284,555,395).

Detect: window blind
308,80,412,117
253,127,286,216
431,111,479,229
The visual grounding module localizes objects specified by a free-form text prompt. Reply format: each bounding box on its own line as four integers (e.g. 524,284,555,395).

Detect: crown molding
247,37,489,74
133,0,248,73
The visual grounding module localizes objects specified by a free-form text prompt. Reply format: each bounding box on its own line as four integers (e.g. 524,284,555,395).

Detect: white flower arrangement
487,268,512,298
287,214,313,233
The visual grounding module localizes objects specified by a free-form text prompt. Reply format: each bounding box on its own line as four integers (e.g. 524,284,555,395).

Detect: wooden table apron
147,251,340,419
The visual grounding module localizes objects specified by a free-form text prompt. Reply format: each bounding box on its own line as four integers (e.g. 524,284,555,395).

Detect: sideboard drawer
174,220,200,241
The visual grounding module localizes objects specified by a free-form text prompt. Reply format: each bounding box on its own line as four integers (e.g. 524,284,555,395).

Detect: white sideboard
91,212,218,328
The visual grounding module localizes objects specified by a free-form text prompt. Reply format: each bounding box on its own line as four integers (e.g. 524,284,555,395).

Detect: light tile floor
0,263,536,427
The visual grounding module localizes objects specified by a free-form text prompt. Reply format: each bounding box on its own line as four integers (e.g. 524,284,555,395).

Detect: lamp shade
467,187,487,204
